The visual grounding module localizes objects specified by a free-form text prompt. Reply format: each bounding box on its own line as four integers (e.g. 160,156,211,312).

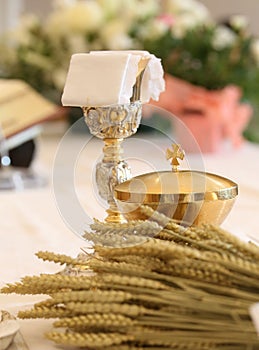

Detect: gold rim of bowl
114,170,238,204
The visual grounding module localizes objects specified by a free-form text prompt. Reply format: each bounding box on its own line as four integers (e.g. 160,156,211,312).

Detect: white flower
171,13,203,38
165,0,212,37
212,25,237,50
96,0,122,17
131,0,160,20
229,14,248,31
97,0,159,22
46,1,103,36
100,20,133,50
164,0,211,24
139,18,169,40
251,39,259,66
67,34,89,54
9,14,39,46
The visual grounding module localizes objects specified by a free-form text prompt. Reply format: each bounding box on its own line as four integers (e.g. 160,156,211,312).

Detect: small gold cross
166,144,185,171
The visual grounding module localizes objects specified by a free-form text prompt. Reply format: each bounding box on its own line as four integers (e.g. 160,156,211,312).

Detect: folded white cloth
141,53,165,103
61,50,165,107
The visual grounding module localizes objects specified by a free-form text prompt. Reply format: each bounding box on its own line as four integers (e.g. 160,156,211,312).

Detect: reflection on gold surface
114,170,238,226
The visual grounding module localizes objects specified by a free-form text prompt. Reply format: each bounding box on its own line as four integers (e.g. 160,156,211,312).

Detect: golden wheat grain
35,290,132,308
53,313,135,329
65,302,147,317
36,251,84,266
46,331,134,347
18,306,72,319
90,218,161,236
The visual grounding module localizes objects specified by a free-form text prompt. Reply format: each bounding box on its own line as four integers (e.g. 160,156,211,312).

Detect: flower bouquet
0,0,259,146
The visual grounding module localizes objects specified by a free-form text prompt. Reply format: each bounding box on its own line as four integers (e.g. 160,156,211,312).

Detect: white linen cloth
0,129,258,349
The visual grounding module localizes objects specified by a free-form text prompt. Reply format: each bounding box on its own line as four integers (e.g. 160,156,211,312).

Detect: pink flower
157,14,174,27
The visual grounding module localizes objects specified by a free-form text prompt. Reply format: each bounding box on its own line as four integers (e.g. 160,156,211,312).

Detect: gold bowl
114,170,238,226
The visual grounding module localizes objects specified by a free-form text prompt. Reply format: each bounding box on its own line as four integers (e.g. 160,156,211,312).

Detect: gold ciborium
114,144,238,226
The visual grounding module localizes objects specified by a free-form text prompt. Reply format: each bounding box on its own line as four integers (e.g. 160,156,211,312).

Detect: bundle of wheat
2,208,259,349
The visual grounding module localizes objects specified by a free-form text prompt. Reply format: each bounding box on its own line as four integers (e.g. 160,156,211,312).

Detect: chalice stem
96,138,131,223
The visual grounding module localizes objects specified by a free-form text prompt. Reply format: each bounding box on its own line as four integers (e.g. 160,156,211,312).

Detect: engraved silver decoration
83,102,142,222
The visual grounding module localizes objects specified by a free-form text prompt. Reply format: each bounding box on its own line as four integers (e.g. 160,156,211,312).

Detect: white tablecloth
0,130,259,349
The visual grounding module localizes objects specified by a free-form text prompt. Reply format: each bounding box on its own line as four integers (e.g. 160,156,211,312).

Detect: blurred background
1,1,259,34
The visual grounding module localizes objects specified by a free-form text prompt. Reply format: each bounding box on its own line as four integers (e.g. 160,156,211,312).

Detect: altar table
0,128,259,349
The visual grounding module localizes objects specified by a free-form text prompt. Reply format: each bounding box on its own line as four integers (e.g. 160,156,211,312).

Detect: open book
0,79,60,150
